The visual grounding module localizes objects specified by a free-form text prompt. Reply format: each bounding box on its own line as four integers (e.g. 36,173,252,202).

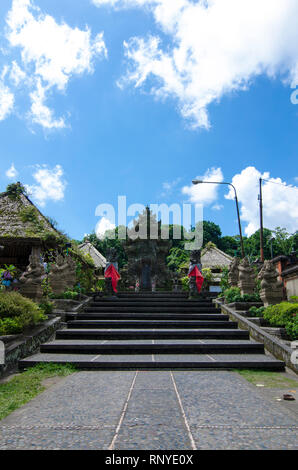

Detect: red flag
104,264,121,293
188,265,204,293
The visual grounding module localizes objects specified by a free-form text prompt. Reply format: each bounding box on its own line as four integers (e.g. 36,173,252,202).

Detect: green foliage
263,302,298,327
248,306,265,317
61,290,79,300
95,279,105,292
223,287,260,303
202,267,213,283
236,370,298,388
20,206,44,231
272,227,295,257
181,276,190,292
0,292,47,335
39,301,54,315
285,316,298,340
224,287,241,303
0,364,76,421
6,182,27,200
202,221,222,247
166,246,189,271
75,261,94,292
42,231,68,246
220,266,229,292
219,235,241,257
41,278,53,298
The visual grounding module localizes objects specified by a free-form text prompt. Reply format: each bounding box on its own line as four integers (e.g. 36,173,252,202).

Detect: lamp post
192,179,245,258
259,178,264,262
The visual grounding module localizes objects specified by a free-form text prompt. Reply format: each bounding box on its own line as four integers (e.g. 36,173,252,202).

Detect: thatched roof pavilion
0,183,66,270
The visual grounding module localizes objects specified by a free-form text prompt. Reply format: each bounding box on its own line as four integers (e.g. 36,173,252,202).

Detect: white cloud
95,217,116,238
225,166,298,236
0,80,14,120
161,177,181,196
94,0,298,129
26,164,67,206
182,167,224,205
4,0,107,129
9,60,27,86
29,79,66,129
212,204,223,211
6,163,18,179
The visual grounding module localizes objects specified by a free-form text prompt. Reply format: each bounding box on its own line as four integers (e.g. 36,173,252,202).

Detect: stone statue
258,260,284,307
238,257,256,295
228,257,240,287
49,253,76,295
173,271,181,293
64,256,77,290
19,246,45,301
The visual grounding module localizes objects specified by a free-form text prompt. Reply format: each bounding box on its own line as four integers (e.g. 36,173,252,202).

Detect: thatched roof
0,188,62,244
78,241,107,268
201,244,233,268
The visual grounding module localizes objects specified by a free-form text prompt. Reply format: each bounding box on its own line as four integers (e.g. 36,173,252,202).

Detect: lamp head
192,179,203,185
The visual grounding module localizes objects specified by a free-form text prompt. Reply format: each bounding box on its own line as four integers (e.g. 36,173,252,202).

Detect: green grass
236,369,298,388
0,363,76,421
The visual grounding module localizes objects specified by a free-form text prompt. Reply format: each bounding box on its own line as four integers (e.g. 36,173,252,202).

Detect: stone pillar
228,257,240,287
258,260,284,307
19,245,44,302
238,257,256,295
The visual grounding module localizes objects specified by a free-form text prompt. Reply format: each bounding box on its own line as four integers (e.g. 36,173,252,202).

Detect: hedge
0,292,47,335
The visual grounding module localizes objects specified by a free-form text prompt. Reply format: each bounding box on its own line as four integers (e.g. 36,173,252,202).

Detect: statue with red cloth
104,248,121,294
188,250,204,295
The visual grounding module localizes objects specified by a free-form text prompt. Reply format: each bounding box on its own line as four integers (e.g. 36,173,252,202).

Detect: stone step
57,328,246,340
71,313,229,321
40,339,264,355
19,353,285,371
66,320,238,329
84,306,220,313
89,300,215,307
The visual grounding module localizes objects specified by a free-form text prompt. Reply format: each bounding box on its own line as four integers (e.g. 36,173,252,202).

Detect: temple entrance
141,263,152,290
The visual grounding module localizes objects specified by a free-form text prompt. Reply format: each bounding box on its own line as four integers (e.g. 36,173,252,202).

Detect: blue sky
0,0,297,241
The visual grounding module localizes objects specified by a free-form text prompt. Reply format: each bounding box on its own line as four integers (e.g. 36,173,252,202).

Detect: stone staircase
19,292,285,370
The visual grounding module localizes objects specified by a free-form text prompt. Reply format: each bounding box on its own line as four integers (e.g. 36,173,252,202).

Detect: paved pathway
0,371,297,450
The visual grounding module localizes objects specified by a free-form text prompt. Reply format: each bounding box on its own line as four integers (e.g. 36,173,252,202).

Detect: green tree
166,247,190,271
202,221,222,247
272,227,296,257
219,235,241,257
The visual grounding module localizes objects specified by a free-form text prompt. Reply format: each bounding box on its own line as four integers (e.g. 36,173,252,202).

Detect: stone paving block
0,427,114,450
114,425,192,450
191,427,297,450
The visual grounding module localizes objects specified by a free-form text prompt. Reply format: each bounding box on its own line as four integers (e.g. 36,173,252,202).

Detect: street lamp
192,179,245,258
269,236,275,260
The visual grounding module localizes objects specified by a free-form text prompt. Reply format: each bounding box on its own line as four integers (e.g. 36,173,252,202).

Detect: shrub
224,287,241,303
0,292,47,335
39,301,54,315
181,276,190,292
62,290,79,300
285,316,298,340
220,266,229,292
95,279,105,292
263,302,298,327
248,306,265,317
224,287,260,303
